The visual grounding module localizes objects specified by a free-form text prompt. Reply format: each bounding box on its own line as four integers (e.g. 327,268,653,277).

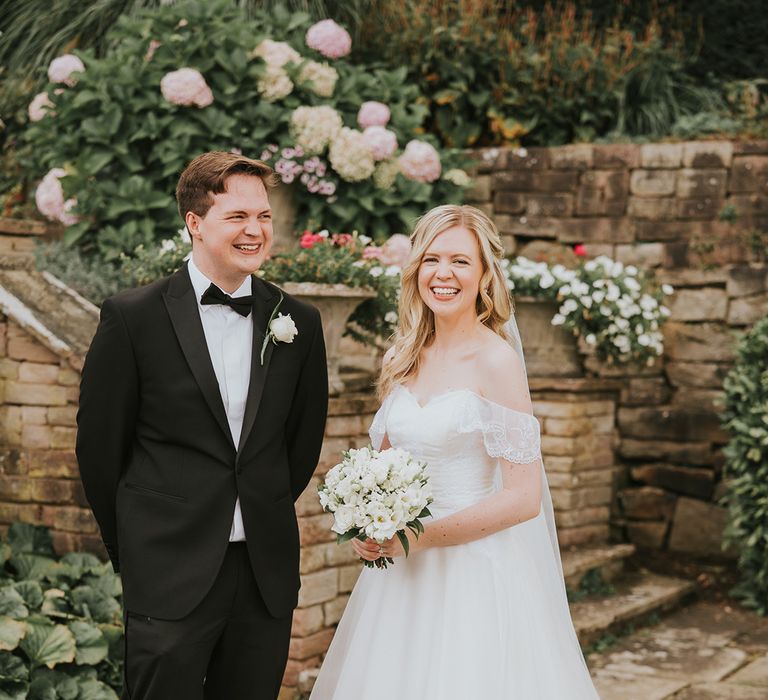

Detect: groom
76,152,328,699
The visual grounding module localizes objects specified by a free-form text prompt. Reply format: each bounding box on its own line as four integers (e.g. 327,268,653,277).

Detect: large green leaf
13,582,43,611
6,524,55,557
0,618,26,652
20,619,76,669
77,679,119,700
68,622,108,666
0,590,28,621
0,652,28,684
10,555,62,582
70,588,121,625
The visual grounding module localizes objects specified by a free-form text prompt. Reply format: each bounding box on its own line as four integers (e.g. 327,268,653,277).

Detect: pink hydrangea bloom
35,168,79,225
357,101,391,128
362,126,398,160
363,246,383,260
48,54,85,86
28,92,53,122
399,140,442,183
380,234,412,267
305,19,352,59
160,68,214,108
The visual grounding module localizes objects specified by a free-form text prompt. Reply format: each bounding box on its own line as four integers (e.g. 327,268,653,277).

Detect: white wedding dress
310,384,600,699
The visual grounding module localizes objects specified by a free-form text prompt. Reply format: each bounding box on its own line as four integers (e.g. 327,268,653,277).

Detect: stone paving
588,599,768,699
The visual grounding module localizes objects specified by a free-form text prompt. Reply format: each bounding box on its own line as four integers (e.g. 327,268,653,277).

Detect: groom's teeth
235,244,260,251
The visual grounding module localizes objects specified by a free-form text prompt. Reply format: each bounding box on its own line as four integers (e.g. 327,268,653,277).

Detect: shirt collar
188,256,252,313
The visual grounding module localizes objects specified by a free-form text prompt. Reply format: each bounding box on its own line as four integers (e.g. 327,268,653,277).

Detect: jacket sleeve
286,309,328,501
76,298,139,571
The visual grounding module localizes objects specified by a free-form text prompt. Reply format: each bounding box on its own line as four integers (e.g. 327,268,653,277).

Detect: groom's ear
185,211,202,244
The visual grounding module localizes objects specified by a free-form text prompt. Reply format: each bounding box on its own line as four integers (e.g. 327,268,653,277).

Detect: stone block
46,406,77,427
630,464,715,499
620,377,671,406
628,197,676,221
0,502,44,526
22,424,52,449
733,140,768,155
493,191,526,214
669,496,732,556
44,506,98,534
296,478,323,518
298,513,335,547
677,197,723,219
666,361,729,388
657,268,729,287
671,388,725,414
619,439,712,465
465,174,491,203
30,478,79,504
727,293,768,325
727,265,767,297
669,288,728,321
0,448,27,476
22,406,47,425
492,170,580,192
0,359,19,379
18,362,59,384
7,335,59,364
0,476,32,502
619,486,676,520
525,194,574,217
640,143,683,168
505,147,550,170
557,523,609,547
549,144,593,170
557,217,635,244
664,322,736,362
682,141,733,168
730,155,768,193
533,401,582,419
337,564,361,593
676,169,728,198
291,605,325,638
316,437,354,474
593,144,640,169
297,569,338,608
51,427,76,450
555,506,610,528
0,406,22,444
324,414,365,438
614,242,665,268
630,170,677,197
544,417,597,438
551,486,612,511
288,628,335,661
300,543,329,575
625,520,668,549
465,148,506,174
57,368,80,386
618,406,725,442
727,193,768,216
323,594,350,627
4,382,67,406
324,541,358,567
27,450,79,478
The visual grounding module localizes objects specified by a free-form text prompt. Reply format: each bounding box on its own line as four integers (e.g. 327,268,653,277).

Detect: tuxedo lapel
238,276,279,455
162,266,235,450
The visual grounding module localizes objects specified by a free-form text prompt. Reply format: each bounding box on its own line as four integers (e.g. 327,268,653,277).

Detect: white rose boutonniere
261,292,298,365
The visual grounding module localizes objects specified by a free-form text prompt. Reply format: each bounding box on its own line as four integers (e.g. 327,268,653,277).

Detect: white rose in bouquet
318,446,432,569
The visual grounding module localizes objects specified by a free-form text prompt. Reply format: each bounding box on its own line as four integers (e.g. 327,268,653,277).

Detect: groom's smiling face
186,174,273,292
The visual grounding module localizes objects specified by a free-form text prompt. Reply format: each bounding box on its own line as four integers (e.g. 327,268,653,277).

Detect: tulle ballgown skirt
309,509,601,699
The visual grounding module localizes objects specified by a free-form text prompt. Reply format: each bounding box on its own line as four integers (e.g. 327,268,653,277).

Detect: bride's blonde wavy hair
378,204,512,401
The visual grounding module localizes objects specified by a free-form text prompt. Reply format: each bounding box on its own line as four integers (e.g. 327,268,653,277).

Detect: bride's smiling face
417,225,483,321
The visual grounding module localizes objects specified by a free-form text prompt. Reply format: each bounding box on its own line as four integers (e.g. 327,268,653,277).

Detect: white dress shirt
187,256,252,542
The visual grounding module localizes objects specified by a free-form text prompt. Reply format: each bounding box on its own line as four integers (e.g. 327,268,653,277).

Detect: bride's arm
356,342,541,561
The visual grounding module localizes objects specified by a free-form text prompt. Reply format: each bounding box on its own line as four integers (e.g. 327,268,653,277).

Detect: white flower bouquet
318,446,432,569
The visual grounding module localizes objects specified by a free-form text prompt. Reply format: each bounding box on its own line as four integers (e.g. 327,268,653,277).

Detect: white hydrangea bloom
290,106,343,154
298,60,338,97
329,127,375,182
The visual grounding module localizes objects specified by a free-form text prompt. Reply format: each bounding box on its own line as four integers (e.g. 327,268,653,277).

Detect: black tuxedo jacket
76,265,328,620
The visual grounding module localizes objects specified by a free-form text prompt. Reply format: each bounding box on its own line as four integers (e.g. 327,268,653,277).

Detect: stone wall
466,140,768,556
0,318,99,554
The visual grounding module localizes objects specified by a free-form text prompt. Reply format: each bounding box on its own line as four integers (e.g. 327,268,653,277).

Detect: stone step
572,570,696,646
562,542,636,588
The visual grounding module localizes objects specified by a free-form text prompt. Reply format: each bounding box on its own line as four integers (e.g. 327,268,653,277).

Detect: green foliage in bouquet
0,523,123,699
721,315,768,615
22,0,466,261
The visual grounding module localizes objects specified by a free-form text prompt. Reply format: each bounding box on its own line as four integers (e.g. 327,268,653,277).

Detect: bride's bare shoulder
476,331,531,413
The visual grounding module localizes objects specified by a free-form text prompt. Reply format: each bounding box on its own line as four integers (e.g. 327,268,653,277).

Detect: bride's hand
351,537,383,562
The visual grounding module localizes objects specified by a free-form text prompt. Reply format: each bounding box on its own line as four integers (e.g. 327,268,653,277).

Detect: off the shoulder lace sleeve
368,391,396,450
458,393,541,464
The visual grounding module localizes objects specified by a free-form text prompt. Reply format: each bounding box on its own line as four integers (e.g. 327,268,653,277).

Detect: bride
310,205,600,699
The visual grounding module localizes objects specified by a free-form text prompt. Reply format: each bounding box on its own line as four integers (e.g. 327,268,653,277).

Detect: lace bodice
369,385,541,516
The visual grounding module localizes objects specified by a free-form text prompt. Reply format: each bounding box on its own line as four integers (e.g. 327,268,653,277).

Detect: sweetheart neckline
395,384,536,421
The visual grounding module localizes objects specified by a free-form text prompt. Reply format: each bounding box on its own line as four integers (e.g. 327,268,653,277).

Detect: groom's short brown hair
176,151,279,219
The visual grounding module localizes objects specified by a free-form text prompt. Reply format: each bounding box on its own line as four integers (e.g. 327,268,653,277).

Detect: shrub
721,315,768,615
0,523,123,698
22,0,466,261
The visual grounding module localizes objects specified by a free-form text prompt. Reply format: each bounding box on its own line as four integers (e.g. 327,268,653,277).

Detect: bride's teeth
433,287,458,296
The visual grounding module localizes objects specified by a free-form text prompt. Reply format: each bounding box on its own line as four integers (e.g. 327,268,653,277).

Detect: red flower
332,233,353,247
300,231,325,249
574,244,587,257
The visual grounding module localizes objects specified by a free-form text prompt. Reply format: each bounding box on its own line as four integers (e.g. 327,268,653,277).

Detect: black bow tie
200,283,253,317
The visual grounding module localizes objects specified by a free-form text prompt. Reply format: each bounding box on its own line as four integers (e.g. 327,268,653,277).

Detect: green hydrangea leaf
0,617,27,652
20,619,76,669
68,621,108,666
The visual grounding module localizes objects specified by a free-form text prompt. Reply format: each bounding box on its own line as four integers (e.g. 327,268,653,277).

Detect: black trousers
122,542,293,700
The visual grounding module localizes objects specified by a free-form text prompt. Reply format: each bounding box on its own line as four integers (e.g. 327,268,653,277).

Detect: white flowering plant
22,0,469,260
318,446,433,569
505,255,673,366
